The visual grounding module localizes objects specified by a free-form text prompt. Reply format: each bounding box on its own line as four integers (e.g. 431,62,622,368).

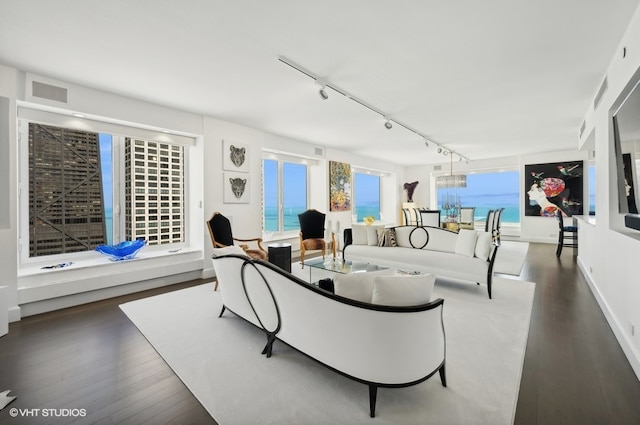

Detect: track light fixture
315,79,329,100
319,86,328,100
278,56,470,161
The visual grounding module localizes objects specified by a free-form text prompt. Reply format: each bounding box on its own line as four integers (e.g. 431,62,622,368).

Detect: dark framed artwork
525,161,584,217
329,160,351,212
623,153,638,214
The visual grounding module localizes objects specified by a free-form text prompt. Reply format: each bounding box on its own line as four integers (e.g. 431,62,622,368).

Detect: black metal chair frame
556,211,578,257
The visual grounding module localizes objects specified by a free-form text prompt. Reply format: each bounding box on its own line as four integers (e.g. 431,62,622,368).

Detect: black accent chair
207,212,268,286
556,211,578,257
298,209,336,267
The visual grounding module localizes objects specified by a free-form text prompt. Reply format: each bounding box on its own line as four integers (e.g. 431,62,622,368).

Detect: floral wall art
329,160,351,212
524,161,584,216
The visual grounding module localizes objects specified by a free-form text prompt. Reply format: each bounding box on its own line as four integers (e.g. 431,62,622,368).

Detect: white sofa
211,247,446,418
343,224,499,298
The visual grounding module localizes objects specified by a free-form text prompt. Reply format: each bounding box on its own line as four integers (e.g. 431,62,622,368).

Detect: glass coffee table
305,257,390,285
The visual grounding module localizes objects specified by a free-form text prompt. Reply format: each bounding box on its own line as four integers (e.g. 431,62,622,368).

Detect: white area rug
493,241,530,276
121,276,534,425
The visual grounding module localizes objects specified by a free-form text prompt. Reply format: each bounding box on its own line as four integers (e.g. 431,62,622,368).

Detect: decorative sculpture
403,181,419,202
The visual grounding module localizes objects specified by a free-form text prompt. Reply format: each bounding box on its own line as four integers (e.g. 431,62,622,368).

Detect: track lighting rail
278,56,469,163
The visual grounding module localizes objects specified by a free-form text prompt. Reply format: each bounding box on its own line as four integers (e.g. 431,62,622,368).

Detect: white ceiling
1,0,638,165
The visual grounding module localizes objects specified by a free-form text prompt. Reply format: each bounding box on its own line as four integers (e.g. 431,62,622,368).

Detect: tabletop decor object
95,239,146,261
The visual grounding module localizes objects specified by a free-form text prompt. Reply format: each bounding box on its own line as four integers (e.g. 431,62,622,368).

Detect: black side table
268,243,292,273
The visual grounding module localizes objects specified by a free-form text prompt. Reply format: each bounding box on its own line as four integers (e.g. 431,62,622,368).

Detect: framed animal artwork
224,172,250,203
223,140,250,173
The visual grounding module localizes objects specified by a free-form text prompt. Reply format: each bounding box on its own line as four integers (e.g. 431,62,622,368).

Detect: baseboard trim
578,257,640,381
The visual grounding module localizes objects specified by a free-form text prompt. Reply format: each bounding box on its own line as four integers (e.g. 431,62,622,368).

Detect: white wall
0,64,19,322
0,68,207,319
0,64,408,318
200,121,404,277
577,3,640,378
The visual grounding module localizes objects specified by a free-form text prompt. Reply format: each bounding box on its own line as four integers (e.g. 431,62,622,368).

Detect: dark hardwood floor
1,243,639,424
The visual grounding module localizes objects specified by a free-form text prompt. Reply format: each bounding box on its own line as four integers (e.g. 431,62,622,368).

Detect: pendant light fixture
436,151,467,188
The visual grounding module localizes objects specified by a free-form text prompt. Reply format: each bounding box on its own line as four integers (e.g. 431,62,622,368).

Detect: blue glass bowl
95,239,146,261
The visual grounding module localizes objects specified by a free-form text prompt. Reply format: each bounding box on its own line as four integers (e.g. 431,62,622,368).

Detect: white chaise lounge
211,248,446,418
343,225,500,298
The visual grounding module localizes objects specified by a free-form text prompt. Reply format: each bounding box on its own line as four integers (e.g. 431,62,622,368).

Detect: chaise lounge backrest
211,252,446,416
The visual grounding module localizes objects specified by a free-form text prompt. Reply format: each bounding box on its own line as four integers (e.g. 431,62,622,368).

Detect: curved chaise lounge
211,252,446,418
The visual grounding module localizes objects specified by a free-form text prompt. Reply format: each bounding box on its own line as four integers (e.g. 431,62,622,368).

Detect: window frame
352,171,382,223
17,110,193,266
262,153,310,236
434,167,521,224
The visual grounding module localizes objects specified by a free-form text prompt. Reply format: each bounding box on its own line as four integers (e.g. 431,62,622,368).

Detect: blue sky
99,133,112,210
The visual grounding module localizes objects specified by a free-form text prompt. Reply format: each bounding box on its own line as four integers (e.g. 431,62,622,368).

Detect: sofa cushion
351,224,369,245
475,231,492,261
211,245,248,258
334,268,399,303
455,229,478,257
344,244,491,285
371,274,436,306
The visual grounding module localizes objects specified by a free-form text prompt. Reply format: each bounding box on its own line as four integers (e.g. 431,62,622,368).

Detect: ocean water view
263,200,519,232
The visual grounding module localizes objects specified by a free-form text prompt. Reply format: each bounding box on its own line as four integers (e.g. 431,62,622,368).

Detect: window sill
17,247,204,302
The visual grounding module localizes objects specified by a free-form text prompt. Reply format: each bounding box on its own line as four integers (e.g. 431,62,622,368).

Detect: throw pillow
211,245,248,258
454,229,478,258
351,224,368,245
474,231,492,261
377,228,398,247
367,225,384,246
371,274,436,306
388,228,398,246
334,268,399,303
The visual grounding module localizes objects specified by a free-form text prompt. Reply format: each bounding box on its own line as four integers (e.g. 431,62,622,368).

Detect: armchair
298,209,336,267
207,212,267,261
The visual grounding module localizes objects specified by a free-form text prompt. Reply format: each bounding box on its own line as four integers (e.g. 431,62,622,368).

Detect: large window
353,172,381,222
22,121,185,259
263,158,308,233
588,164,596,215
437,170,520,223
